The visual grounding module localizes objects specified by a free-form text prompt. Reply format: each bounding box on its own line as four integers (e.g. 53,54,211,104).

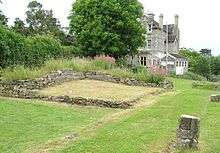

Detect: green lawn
0,78,220,153
0,98,116,153
58,79,220,153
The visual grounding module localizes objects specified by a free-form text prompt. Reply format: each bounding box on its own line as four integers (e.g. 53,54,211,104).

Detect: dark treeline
0,1,77,68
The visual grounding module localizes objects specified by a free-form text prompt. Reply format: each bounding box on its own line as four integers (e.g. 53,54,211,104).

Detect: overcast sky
1,0,220,55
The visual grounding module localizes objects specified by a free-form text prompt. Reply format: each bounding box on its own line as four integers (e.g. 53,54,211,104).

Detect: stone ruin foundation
176,115,200,149
210,95,220,102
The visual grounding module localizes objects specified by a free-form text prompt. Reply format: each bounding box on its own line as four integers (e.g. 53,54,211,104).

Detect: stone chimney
175,14,179,27
159,14,164,29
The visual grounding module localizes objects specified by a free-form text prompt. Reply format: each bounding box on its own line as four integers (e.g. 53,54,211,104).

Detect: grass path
30,91,166,153
56,79,220,153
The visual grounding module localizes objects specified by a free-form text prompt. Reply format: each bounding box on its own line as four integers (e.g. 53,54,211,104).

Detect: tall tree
25,1,73,45
69,0,146,58
12,18,28,35
26,1,62,35
0,0,8,26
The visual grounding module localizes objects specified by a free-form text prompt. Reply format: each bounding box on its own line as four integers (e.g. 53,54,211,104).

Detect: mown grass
1,78,220,153
0,98,116,153
0,58,164,84
56,78,220,153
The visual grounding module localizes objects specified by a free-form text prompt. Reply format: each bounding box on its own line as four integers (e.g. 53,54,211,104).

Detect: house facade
131,12,188,75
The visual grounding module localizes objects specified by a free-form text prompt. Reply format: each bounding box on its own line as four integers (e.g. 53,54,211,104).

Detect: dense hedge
25,35,62,67
0,26,73,68
0,26,26,67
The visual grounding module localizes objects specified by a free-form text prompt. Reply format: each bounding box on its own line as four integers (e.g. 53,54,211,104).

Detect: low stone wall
210,95,220,102
192,82,220,91
0,70,173,108
40,95,136,109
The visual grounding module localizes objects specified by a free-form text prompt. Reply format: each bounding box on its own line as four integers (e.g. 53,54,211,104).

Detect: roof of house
160,53,187,61
169,53,187,59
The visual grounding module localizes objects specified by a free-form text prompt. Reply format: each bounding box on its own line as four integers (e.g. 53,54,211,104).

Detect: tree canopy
12,18,28,35
180,48,220,79
69,0,146,58
26,1,62,36
0,1,8,26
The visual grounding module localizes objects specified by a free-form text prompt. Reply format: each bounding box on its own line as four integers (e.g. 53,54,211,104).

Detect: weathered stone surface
176,115,200,149
210,95,220,102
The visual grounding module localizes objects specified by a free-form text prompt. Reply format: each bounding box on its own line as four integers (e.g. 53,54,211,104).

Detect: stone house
131,12,188,75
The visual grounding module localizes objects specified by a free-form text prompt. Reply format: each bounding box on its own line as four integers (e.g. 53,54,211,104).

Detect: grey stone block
176,115,200,149
210,95,220,102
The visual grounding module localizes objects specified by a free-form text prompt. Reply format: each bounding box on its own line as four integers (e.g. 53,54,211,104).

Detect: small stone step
210,95,220,102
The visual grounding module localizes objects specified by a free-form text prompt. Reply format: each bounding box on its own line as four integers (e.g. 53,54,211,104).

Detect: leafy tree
25,2,60,39
69,0,146,58
180,48,211,79
200,48,212,56
26,1,59,34
0,0,8,26
210,56,220,75
25,1,74,45
12,18,29,35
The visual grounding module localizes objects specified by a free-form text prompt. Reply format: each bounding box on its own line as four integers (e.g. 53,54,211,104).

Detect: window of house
185,61,187,67
176,61,179,67
147,40,151,49
182,61,184,67
140,56,147,66
148,24,152,32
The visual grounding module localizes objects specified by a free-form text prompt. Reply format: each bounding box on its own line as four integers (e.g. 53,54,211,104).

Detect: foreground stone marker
176,115,200,149
210,95,220,102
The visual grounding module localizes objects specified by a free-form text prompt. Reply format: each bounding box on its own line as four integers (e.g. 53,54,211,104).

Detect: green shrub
24,35,62,67
171,72,207,81
61,46,80,58
192,81,220,91
0,26,26,67
0,26,64,68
